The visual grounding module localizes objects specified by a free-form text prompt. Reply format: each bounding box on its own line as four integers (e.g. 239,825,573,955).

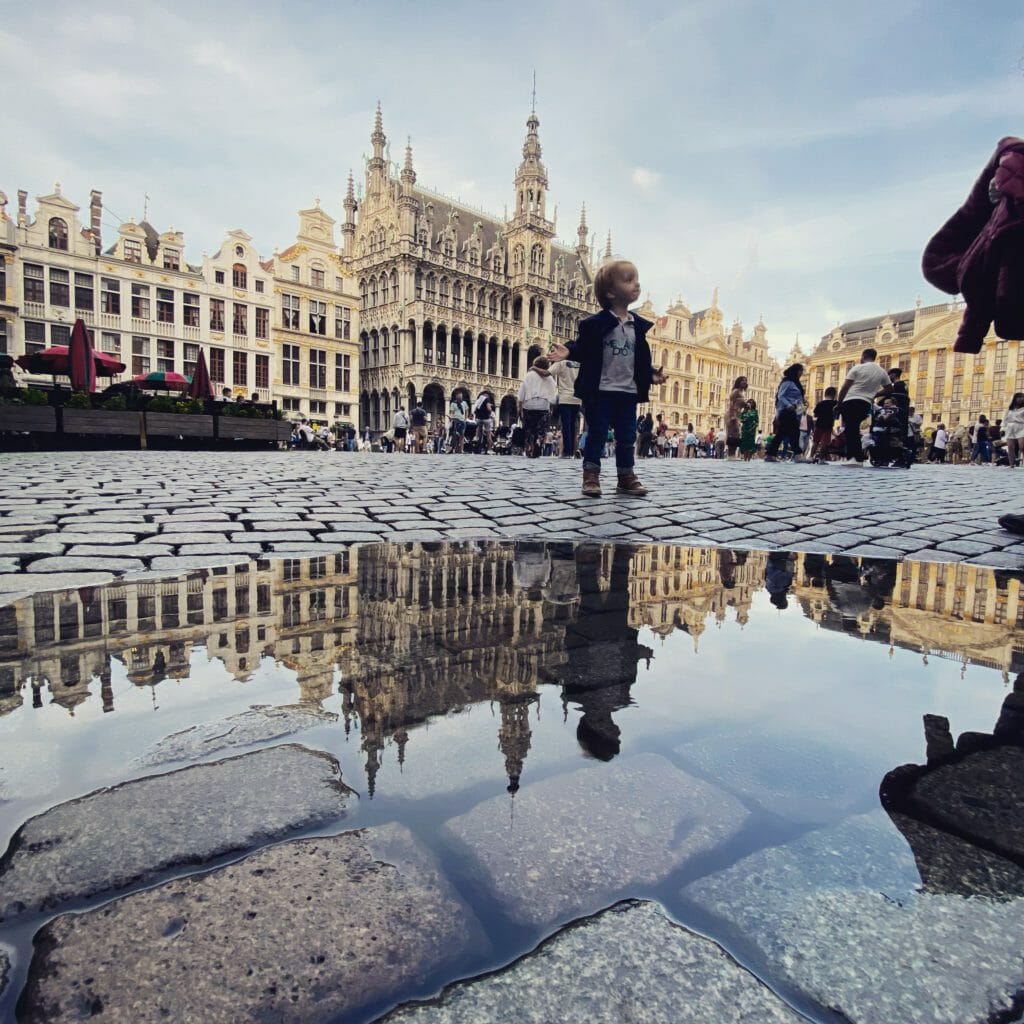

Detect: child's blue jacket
564,309,656,404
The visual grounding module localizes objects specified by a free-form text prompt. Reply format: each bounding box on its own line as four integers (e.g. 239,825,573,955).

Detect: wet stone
443,753,747,928
20,824,486,1024
26,556,146,573
134,704,339,767
683,812,1024,1024
0,744,353,920
383,900,804,1024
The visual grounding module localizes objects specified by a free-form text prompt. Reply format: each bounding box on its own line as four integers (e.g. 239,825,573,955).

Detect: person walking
970,414,993,464
392,406,409,453
548,258,665,497
810,387,839,461
739,399,759,461
474,391,496,453
637,411,655,458
517,356,557,458
764,364,806,462
448,392,468,454
549,357,582,458
725,376,748,458
836,348,891,465
683,424,698,458
930,423,949,463
1003,393,1024,468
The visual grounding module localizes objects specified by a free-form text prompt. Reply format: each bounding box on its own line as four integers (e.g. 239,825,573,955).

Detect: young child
549,260,665,497
810,386,838,462
739,399,759,461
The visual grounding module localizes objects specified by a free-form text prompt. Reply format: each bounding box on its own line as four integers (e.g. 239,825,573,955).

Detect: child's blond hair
593,260,636,309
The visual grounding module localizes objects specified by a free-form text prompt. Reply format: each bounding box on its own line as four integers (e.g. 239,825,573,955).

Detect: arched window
360,280,368,308
674,352,681,370
489,292,497,318
381,274,389,304
444,239,454,258
439,278,450,305
48,217,68,250
513,246,525,274
466,286,474,312
232,263,247,289
530,244,545,274
452,281,462,310
369,277,378,306
672,382,680,404
415,269,423,299
390,269,398,298
684,354,692,373
492,254,502,273
426,274,437,301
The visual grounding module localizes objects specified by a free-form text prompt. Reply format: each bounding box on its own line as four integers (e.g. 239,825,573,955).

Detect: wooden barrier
216,417,292,442
62,410,144,436
145,413,215,438
0,407,58,433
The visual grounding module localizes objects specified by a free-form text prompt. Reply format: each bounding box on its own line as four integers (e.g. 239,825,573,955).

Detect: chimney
17,190,27,226
89,190,102,253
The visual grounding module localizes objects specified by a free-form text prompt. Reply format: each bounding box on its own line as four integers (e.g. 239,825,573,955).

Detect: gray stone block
0,744,354,920
27,556,145,573
444,753,747,928
177,543,264,557
65,544,173,558
229,531,315,543
150,532,230,546
20,824,485,1024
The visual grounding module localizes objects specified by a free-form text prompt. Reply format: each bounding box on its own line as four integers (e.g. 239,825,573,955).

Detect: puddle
0,541,1022,1023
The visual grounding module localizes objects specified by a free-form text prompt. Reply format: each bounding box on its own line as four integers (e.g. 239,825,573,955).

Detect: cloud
631,167,661,192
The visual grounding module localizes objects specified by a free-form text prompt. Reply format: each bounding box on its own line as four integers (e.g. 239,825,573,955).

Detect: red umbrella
15,346,125,377
69,318,96,393
187,350,213,399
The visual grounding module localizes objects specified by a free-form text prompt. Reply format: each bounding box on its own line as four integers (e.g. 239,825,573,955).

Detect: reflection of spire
498,696,536,793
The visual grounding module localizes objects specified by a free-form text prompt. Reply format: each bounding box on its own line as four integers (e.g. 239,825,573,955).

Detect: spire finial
604,230,612,259
531,70,537,114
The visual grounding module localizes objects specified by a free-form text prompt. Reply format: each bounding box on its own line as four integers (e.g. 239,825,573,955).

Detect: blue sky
3,0,1023,359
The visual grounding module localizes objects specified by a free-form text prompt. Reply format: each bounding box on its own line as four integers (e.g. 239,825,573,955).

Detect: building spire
604,230,613,259
401,137,416,187
344,170,356,211
577,203,588,250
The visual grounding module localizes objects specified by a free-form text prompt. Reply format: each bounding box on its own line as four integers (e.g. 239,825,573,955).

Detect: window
48,217,68,250
291,265,300,282
51,324,70,346
74,273,94,311
131,336,150,376
157,339,174,373
310,400,326,415
49,268,70,307
335,276,343,292
309,300,326,335
210,298,224,331
282,294,300,329
283,344,300,385
0,261,5,302
210,347,225,382
214,270,225,284
335,403,351,418
232,351,247,387
255,280,264,294
335,305,351,340
25,322,46,354
163,248,180,271
100,332,120,353
124,238,142,264
100,278,120,314
23,264,44,304
131,283,150,319
156,288,174,323
183,292,200,327
232,303,247,335
282,397,301,412
335,353,351,391
309,349,327,389
311,267,325,288
0,319,6,353
232,263,247,289
255,354,269,390
255,307,269,339
183,343,198,377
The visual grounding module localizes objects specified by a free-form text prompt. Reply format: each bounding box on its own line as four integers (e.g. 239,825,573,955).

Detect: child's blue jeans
582,391,638,472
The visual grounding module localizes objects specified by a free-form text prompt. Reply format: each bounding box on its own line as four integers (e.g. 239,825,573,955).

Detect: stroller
492,424,513,456
509,424,526,457
865,405,913,468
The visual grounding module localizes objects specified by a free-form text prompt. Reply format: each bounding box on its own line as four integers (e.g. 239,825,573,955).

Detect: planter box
145,412,215,438
0,406,58,433
217,418,291,442
62,409,143,436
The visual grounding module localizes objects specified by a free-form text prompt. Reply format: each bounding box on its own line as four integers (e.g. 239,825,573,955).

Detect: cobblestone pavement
0,450,1022,596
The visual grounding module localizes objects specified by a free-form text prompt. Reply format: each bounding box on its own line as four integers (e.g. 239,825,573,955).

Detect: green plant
22,388,48,407
65,392,93,409
101,395,127,411
174,398,205,415
146,396,177,413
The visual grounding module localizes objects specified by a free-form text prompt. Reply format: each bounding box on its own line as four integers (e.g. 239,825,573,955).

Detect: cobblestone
0,453,1018,583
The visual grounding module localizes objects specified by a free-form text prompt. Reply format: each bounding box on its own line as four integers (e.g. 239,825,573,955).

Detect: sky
3,0,1023,361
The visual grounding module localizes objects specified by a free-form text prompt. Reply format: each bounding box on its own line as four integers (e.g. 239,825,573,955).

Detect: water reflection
1,543,1023,797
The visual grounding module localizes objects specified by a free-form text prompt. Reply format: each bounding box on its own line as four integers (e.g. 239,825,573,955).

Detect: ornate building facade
0,184,359,416
639,291,780,433
344,105,601,430
801,299,1023,427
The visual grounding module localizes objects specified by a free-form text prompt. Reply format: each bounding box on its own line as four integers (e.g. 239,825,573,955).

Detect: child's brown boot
581,468,602,497
615,471,648,496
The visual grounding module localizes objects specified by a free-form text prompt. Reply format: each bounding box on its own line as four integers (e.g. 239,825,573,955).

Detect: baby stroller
492,424,513,456
509,424,526,457
865,407,912,468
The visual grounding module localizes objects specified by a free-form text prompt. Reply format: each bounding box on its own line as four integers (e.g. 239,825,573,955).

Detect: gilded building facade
639,291,781,433
802,299,1023,427
0,184,359,416
343,105,601,429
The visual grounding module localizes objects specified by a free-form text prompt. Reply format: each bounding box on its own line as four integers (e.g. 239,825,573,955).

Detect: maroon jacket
922,136,1024,353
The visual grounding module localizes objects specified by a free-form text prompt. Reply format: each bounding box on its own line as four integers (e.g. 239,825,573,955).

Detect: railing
23,301,45,319
100,312,120,329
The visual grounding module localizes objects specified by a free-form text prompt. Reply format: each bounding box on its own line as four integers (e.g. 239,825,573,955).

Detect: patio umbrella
68,318,96,393
131,371,191,391
15,347,125,377
187,350,213,399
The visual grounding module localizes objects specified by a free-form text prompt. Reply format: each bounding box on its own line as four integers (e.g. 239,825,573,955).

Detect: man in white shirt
836,348,892,465
393,406,410,453
930,423,949,463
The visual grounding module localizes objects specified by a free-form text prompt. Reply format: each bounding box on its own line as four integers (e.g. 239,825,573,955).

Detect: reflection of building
802,299,1022,427
792,553,1024,678
627,545,765,643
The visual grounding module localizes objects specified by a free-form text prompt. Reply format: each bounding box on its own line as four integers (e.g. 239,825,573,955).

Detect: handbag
793,399,808,416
